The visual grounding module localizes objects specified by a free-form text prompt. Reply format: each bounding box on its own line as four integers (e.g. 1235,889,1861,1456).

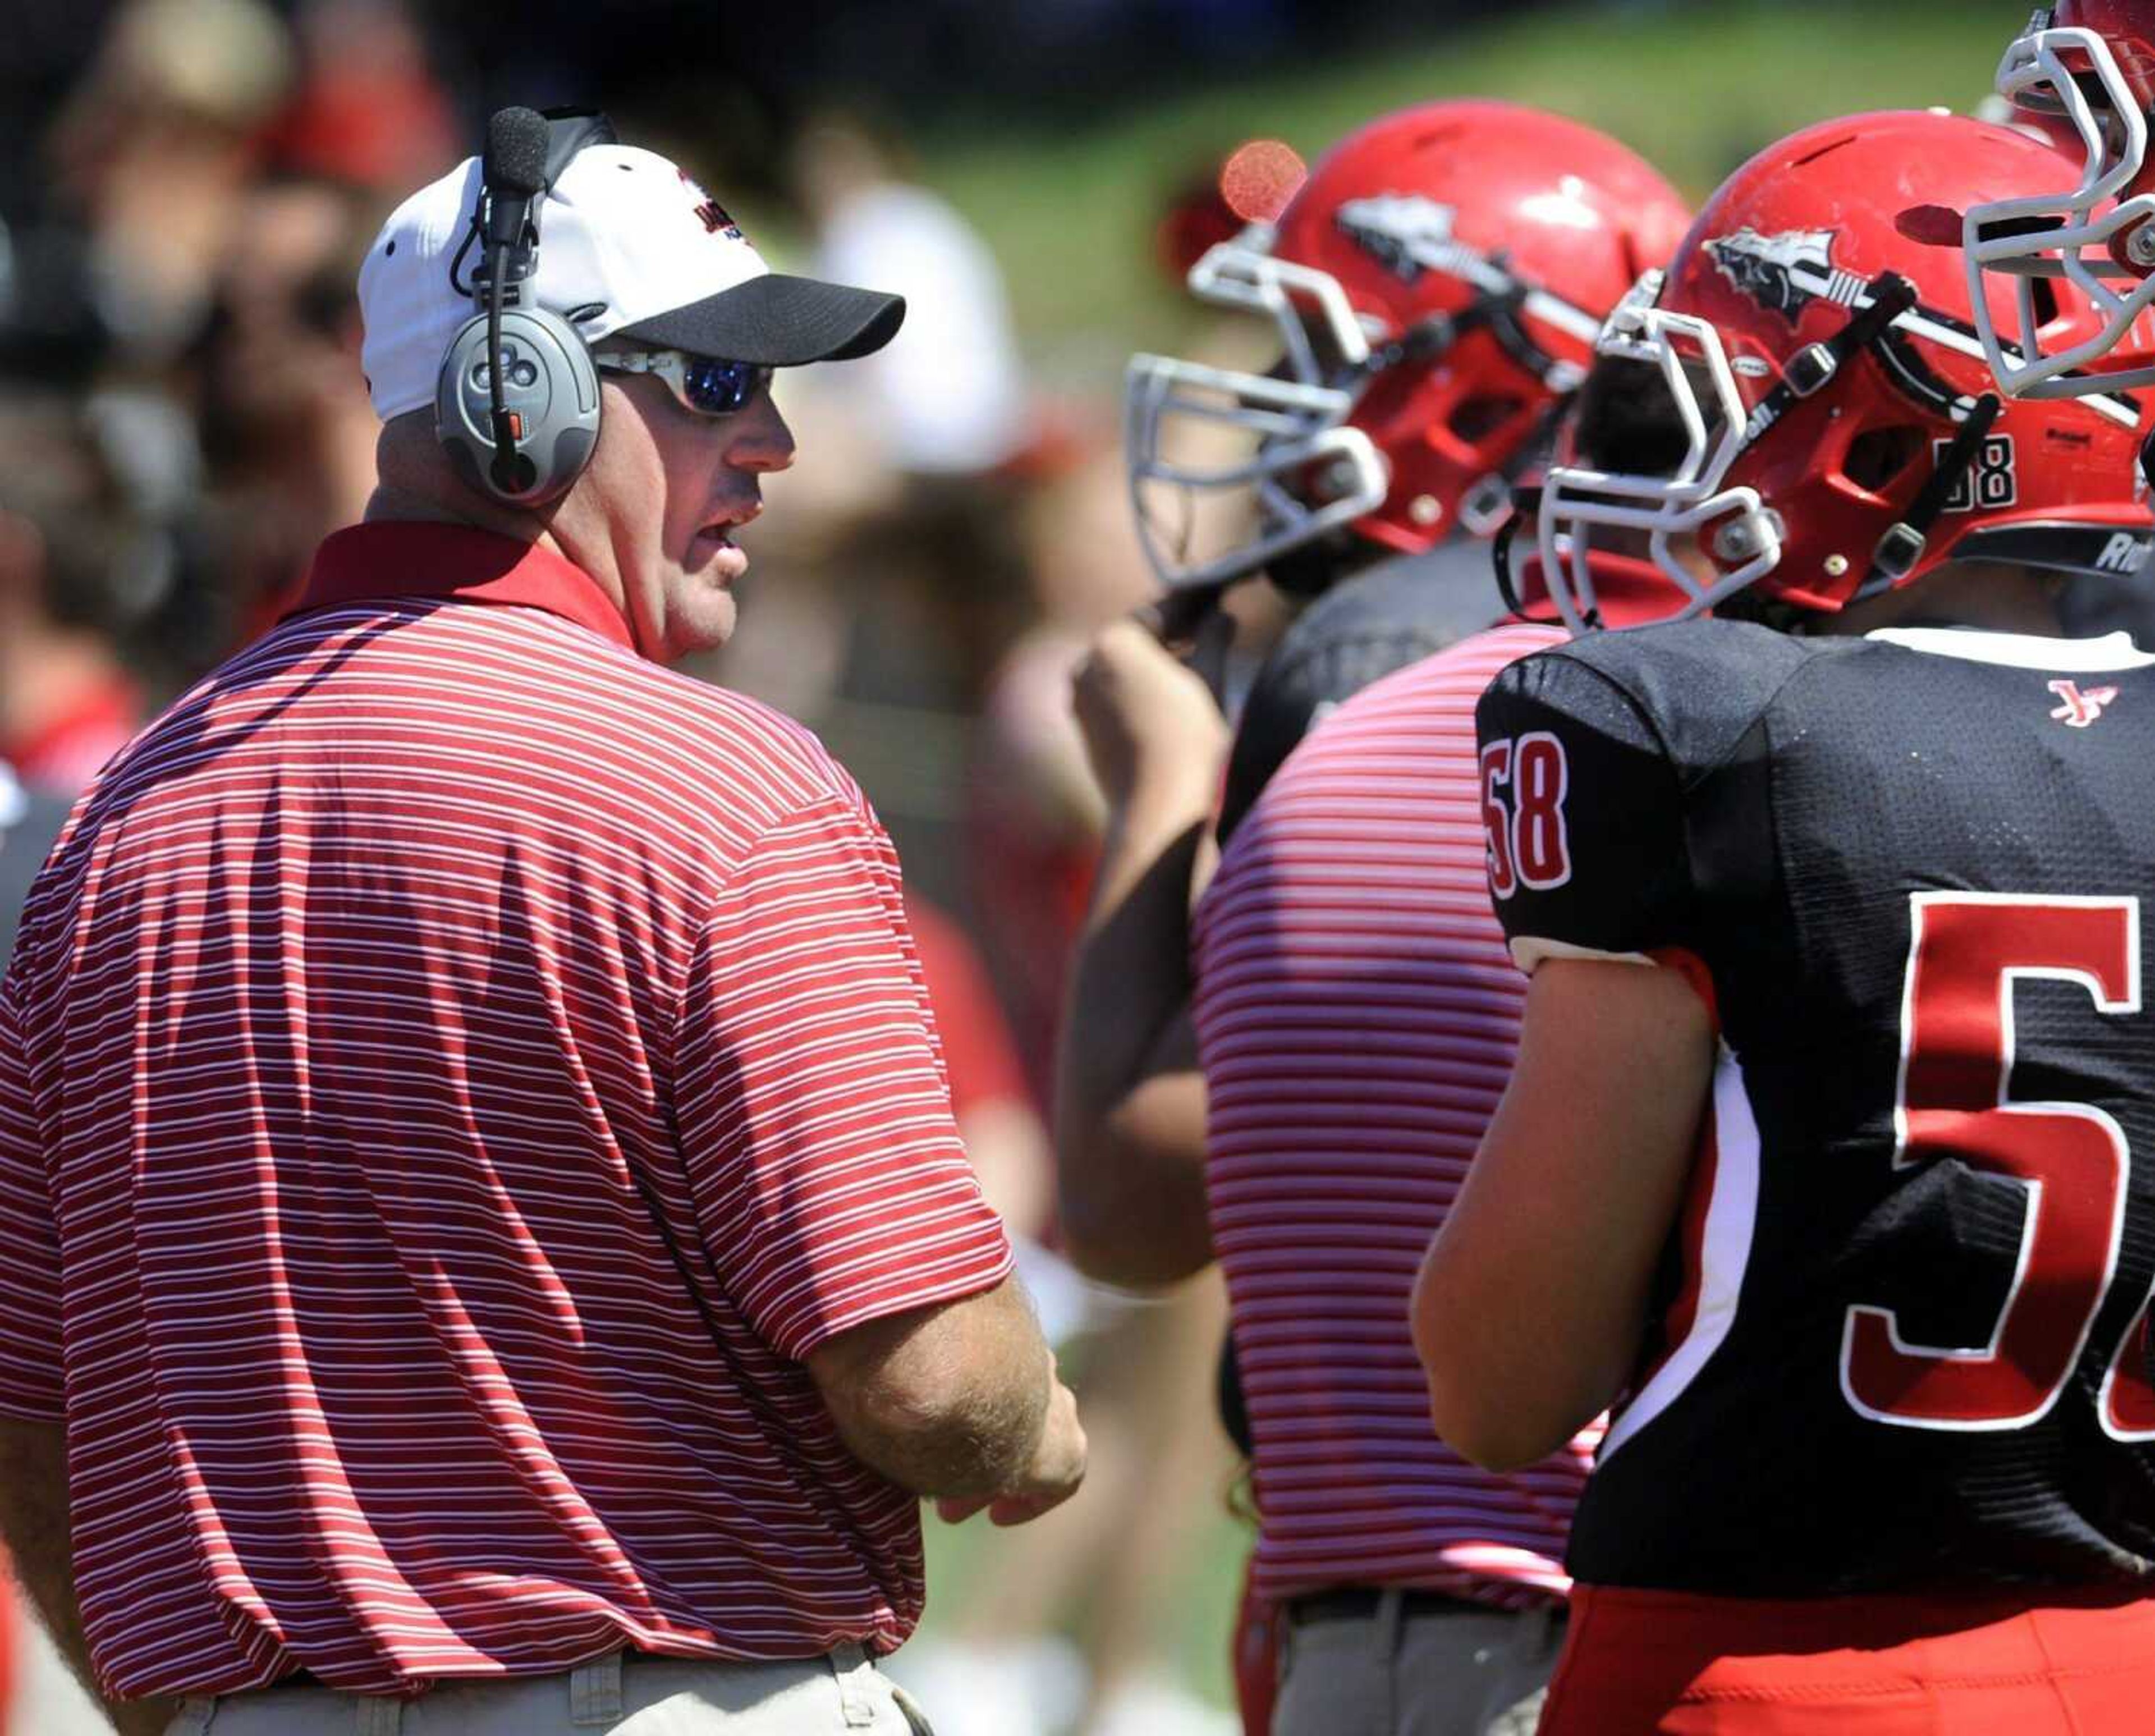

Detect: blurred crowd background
0,0,2026,1730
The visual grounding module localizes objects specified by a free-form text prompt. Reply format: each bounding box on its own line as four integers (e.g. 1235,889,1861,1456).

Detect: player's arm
1052,621,1227,1290
1413,960,1713,1470
1411,648,1715,1471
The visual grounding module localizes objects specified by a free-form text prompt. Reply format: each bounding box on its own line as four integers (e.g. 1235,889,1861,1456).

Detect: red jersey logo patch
2049,680,2119,729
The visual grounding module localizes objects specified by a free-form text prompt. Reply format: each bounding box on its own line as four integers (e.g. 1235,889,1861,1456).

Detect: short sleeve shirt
0,523,1014,1698
1194,622,1596,1610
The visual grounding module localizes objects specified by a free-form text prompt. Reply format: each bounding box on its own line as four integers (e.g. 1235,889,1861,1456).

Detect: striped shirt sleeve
675,791,1014,1363
0,964,63,1419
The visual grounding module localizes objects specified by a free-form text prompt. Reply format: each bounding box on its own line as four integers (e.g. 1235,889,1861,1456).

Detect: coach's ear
1411,956,1714,1473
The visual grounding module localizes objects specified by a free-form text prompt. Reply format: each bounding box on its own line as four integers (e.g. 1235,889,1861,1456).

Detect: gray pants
162,1644,933,1736
1271,1591,1566,1736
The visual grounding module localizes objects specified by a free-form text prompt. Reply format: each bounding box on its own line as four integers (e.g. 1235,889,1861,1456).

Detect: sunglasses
595,347,773,418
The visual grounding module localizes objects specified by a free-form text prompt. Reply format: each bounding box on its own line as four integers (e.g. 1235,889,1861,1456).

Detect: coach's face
571,373,795,662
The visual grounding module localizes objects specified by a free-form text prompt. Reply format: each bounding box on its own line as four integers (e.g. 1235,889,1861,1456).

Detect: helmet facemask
1969,15,2155,396
1124,212,1594,594
1125,229,1389,593
1536,273,1781,633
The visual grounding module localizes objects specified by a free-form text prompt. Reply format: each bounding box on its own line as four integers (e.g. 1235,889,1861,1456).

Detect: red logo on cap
679,170,745,241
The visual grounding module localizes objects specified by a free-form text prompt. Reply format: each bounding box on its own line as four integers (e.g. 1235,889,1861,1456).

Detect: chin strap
1331,272,1584,549
1735,273,1919,452
1358,265,1577,395
1856,392,2005,601
1461,393,1576,538
1491,485,1603,631
1720,269,2004,604
1492,488,1535,619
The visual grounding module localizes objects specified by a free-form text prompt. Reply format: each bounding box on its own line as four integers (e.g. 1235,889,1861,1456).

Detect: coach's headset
436,106,617,506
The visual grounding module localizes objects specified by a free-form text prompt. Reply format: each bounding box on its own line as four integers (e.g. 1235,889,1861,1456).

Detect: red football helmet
1540,109,2149,631
1968,2,2155,395
1125,100,1691,592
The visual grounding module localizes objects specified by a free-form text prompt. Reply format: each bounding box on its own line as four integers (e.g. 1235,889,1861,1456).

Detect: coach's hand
936,1373,1087,1527
1071,619,1229,814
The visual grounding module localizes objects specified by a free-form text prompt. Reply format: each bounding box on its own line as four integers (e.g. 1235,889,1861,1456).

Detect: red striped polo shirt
0,523,1014,1700
1191,620,1598,1610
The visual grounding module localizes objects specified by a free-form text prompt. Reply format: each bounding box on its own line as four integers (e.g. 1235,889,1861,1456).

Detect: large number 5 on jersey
1842,894,2155,1431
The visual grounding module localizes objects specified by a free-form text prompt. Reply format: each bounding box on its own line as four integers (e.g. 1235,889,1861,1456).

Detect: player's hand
935,1375,1086,1527
1070,619,1230,814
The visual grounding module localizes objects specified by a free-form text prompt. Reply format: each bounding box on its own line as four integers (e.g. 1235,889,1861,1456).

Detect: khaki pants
1272,1592,1565,1736
162,1644,933,1736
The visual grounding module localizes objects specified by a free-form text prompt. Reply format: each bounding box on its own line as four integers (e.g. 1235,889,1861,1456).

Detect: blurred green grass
915,1495,1256,1714
909,0,2024,371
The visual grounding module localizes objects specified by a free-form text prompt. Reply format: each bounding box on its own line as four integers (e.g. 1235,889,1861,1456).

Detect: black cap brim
616,273,906,366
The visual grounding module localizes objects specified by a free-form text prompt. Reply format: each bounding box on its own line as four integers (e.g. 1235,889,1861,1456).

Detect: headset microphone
435,106,606,506
479,109,552,494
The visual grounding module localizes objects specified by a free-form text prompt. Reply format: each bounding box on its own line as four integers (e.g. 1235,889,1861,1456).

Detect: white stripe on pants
160,1645,934,1735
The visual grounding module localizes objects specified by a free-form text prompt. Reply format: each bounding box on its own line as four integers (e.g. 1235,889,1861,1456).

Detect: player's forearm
1057,1020,1213,1287
1415,962,1715,1470
0,1417,178,1736
1053,789,1216,1287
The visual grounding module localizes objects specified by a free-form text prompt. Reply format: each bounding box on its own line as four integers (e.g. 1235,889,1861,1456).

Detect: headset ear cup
435,308,601,507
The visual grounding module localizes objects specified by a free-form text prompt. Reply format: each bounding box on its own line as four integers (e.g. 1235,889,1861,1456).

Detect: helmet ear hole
1447,393,1526,443
1841,425,1927,496
1575,356,1690,475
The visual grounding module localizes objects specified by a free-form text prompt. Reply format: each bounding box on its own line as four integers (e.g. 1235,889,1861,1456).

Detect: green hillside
913,0,2024,365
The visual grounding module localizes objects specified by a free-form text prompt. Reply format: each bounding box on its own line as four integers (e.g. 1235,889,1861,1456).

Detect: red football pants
1537,1582,2155,1735
1230,1552,1280,1736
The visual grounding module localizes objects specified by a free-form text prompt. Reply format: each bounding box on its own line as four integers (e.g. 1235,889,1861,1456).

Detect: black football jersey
1476,617,2155,1595
1218,540,1507,842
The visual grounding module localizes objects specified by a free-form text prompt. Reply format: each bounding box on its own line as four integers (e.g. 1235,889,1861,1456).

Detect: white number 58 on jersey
1480,733,1572,901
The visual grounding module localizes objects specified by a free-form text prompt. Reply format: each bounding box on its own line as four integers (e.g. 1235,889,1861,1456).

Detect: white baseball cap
357,141,906,420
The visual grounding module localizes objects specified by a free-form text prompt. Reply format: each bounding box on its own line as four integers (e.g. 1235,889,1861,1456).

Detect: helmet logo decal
1336,194,1491,288
1705,227,1866,323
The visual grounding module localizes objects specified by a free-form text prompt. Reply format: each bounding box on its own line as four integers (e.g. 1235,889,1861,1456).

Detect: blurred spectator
258,0,458,193
909,443,1237,1736
910,892,1057,1241
795,112,1030,478
0,766,66,970
709,112,1049,917
971,620,1112,1107
47,0,296,364
0,394,166,795
189,173,385,640
968,375,1277,1110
